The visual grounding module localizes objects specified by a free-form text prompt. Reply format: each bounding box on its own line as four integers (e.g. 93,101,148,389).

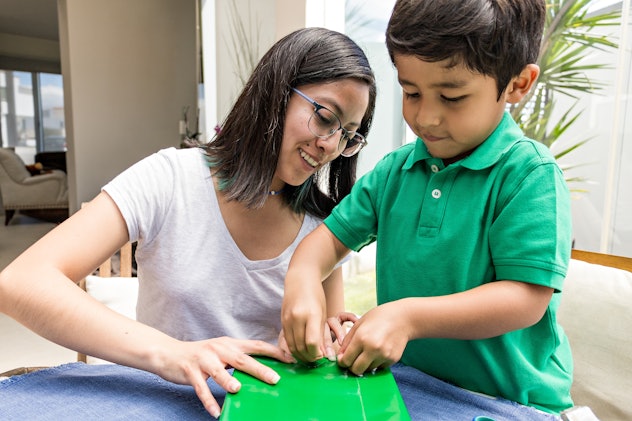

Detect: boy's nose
416,101,440,128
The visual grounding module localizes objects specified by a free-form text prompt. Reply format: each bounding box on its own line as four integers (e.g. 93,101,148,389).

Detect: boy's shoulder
378,141,417,167
505,137,558,165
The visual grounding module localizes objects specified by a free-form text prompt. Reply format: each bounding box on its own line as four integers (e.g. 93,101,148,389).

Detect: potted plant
509,0,621,188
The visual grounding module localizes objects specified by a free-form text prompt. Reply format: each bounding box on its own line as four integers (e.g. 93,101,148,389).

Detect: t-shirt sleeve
102,148,177,244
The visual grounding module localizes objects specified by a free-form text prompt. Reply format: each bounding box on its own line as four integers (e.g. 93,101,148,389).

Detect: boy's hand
278,317,347,362
336,302,410,375
281,277,327,363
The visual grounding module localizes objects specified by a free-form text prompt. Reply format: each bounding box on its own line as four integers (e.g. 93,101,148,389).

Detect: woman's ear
505,64,540,104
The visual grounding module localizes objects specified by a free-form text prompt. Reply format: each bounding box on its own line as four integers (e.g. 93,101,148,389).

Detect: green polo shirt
325,112,573,413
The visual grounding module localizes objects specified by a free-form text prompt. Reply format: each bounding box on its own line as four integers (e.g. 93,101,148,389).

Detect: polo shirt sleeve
490,143,572,291
325,155,391,252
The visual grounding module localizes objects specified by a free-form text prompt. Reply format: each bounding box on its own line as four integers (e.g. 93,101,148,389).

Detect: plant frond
514,0,620,188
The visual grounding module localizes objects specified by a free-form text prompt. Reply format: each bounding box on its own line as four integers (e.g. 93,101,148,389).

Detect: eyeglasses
291,88,367,157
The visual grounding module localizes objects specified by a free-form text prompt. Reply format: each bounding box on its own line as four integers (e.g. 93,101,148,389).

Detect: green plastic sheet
221,357,410,420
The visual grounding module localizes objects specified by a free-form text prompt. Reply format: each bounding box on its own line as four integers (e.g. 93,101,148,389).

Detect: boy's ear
505,64,540,104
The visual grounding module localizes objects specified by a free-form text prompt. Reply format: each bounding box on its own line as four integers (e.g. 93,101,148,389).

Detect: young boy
282,0,574,415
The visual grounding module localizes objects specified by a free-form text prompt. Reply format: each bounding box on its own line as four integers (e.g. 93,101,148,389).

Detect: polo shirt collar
403,111,525,171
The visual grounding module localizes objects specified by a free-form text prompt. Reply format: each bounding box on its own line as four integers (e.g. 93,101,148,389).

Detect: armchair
0,148,69,225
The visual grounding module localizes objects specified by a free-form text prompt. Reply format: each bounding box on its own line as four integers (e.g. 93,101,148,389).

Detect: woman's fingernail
227,379,240,393
210,407,221,418
268,372,281,384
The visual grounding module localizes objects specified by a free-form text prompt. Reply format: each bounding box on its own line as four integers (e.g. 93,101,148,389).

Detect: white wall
0,33,60,74
58,0,198,212
210,0,306,127
353,42,404,178
554,3,632,257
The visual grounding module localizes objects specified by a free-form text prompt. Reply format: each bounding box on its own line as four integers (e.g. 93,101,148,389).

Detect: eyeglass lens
308,109,365,157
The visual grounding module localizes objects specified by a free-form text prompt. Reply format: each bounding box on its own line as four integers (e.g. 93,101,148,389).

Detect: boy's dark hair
386,0,545,99
203,27,376,217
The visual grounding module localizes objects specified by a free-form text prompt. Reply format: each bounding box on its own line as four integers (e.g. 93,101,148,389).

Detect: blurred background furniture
77,236,137,364
558,249,632,421
0,148,69,225
35,151,67,173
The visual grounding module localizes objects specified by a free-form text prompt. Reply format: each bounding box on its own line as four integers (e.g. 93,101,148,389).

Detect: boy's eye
441,95,466,103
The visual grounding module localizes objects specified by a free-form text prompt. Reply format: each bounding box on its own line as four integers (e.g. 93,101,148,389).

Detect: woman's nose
314,132,342,156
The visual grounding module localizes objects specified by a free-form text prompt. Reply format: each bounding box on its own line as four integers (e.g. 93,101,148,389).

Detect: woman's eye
315,110,336,125
404,92,419,99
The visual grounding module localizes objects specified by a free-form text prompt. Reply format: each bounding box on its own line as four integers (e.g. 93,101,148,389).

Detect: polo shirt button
430,164,439,173
432,189,441,199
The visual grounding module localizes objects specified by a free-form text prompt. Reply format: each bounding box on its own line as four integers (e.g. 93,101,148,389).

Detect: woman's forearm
0,262,177,373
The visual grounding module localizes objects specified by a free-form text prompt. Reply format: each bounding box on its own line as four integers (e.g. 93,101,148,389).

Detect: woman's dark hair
386,0,545,99
201,27,376,217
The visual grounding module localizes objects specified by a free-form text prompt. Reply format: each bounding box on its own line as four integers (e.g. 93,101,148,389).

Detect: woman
0,27,376,418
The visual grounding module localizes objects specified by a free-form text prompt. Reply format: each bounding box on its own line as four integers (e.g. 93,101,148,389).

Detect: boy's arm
282,224,350,362
337,280,553,375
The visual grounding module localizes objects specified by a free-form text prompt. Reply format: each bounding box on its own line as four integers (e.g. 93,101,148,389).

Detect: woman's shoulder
303,212,324,230
155,146,205,163
137,147,208,177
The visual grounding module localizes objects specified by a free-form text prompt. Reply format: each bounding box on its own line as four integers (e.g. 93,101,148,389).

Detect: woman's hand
326,311,359,355
158,337,294,418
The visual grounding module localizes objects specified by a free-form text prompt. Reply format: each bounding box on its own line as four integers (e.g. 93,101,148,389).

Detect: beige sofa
559,250,632,421
0,148,68,225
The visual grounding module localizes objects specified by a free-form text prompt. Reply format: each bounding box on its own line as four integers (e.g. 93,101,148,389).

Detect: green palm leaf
511,0,620,190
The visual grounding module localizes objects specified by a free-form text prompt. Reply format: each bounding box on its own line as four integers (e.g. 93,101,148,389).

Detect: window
1,70,65,164
344,0,631,257
343,0,406,177
39,73,66,153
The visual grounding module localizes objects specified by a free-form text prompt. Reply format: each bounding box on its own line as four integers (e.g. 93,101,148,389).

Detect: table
0,362,560,420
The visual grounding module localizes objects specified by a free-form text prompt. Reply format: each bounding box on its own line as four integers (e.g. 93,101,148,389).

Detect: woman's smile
299,148,319,168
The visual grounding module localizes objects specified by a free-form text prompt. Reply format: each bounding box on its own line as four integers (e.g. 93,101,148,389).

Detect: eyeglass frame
291,87,367,157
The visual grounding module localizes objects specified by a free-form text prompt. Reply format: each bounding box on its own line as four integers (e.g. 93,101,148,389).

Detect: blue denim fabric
0,362,225,420
391,363,561,421
0,362,562,420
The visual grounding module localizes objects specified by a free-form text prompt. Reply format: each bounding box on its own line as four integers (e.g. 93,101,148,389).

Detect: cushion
84,276,139,364
558,259,632,420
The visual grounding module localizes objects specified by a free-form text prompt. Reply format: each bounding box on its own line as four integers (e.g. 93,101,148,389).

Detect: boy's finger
303,317,325,361
322,324,336,360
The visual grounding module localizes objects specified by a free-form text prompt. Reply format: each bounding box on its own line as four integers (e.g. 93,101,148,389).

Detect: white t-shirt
103,147,322,343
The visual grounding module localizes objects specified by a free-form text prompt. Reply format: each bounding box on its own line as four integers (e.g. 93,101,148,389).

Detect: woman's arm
323,267,345,319
0,192,292,418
